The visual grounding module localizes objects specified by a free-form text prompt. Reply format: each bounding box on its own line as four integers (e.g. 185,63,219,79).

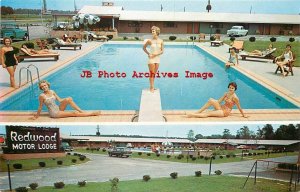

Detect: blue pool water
1,44,298,111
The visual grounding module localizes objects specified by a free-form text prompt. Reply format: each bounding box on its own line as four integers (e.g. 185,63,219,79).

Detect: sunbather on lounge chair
249,44,273,56
21,44,58,55
275,44,293,77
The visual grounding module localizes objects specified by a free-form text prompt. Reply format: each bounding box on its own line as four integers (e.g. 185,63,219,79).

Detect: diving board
138,89,164,122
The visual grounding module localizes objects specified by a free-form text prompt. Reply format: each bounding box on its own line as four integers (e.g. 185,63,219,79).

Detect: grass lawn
8,176,293,192
225,40,300,66
75,148,297,164
0,154,89,172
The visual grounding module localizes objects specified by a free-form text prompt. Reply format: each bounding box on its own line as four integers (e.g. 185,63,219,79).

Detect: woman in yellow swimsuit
187,82,247,118
143,26,164,93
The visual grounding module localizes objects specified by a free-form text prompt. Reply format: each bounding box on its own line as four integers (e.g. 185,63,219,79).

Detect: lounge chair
240,48,277,61
275,53,296,76
89,33,109,41
52,38,82,50
17,48,59,62
229,40,244,53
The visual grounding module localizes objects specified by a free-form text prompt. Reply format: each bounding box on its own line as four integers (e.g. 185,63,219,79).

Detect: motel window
210,23,223,28
281,24,293,30
163,22,177,28
128,21,143,27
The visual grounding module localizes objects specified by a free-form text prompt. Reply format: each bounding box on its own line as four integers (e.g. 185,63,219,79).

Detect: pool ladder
19,64,40,89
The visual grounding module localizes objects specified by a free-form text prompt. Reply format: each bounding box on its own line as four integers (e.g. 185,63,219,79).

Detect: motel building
51,2,300,37
61,135,300,152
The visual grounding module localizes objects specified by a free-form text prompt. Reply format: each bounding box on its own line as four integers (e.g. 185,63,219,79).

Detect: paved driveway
0,153,297,190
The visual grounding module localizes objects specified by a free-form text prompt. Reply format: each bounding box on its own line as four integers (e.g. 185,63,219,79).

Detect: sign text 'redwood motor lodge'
5,126,60,153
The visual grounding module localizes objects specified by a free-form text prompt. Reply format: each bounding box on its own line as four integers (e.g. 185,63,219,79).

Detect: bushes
289,37,295,42
102,148,106,152
57,160,63,165
204,157,210,161
107,35,113,40
29,183,38,190
190,36,196,41
210,36,216,41
134,37,139,40
199,155,204,159
170,172,178,179
54,182,65,189
147,153,151,156
110,177,119,192
79,155,86,161
72,159,77,163
123,36,128,40
39,162,46,167
270,37,276,42
226,154,230,158
143,175,151,182
13,163,23,169
169,36,177,41
230,37,236,42
156,154,160,157
167,155,171,158
215,170,222,175
15,187,28,192
195,171,202,177
192,157,197,161
138,152,143,156
249,36,256,42
77,180,87,187
219,155,224,159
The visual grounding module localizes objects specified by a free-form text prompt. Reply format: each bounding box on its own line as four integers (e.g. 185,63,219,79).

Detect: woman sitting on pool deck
225,48,238,68
187,82,247,118
21,44,58,55
32,80,100,119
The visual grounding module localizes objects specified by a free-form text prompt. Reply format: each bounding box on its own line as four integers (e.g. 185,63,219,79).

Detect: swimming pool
1,43,298,111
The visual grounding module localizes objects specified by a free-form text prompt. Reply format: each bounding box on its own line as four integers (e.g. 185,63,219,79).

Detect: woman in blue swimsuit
32,80,101,119
1,37,18,88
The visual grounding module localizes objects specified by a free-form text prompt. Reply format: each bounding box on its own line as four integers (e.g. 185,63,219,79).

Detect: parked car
61,142,73,152
108,147,132,158
1,22,28,40
256,145,266,150
236,145,250,149
227,26,248,36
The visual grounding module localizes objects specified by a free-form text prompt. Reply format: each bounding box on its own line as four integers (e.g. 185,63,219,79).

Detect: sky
1,0,300,15
0,123,290,138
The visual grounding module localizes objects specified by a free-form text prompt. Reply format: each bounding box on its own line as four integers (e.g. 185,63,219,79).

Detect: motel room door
187,23,199,34
263,24,271,35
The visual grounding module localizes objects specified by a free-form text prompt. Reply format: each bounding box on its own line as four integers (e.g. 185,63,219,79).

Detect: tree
1,6,14,15
236,126,255,139
187,130,195,141
195,134,204,139
206,0,212,13
222,129,232,139
275,124,298,140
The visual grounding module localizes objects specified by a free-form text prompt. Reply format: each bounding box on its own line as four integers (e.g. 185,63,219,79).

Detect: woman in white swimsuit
143,26,164,92
32,80,100,119
275,44,293,77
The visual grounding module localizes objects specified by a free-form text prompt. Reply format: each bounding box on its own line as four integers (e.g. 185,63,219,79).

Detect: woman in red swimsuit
187,82,247,118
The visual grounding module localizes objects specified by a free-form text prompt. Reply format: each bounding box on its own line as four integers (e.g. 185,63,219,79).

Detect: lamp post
6,160,12,191
209,25,213,37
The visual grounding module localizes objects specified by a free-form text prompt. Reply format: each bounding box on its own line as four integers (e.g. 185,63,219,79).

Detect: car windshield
232,26,240,29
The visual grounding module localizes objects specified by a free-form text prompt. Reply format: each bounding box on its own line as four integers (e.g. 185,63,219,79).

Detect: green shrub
77,180,86,187
102,148,106,152
147,153,151,156
249,37,256,42
211,156,216,160
215,170,222,175
226,154,230,158
177,156,182,160
123,36,128,40
204,157,210,161
210,36,216,41
107,35,113,40
38,162,46,167
170,172,178,179
110,177,119,192
190,36,196,41
79,155,86,161
248,153,252,156
15,187,28,192
156,154,160,157
54,182,65,189
72,159,77,163
289,37,295,42
253,152,257,156
192,157,197,161
199,155,204,159
195,171,202,177
167,155,171,158
13,163,23,169
219,155,224,159
138,152,142,156
169,36,177,41
67,152,71,155
230,37,235,42
29,183,38,190
86,147,90,150
74,153,78,156
143,175,151,182
134,37,139,40
57,160,63,165
233,154,236,158
270,37,276,42
178,154,184,158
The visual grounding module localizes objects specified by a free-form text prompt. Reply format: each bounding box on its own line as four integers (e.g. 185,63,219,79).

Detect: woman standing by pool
187,82,247,118
143,26,164,93
225,48,238,68
32,80,101,119
1,37,18,88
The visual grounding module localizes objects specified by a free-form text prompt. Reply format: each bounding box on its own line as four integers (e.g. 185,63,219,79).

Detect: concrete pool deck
0,41,300,122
